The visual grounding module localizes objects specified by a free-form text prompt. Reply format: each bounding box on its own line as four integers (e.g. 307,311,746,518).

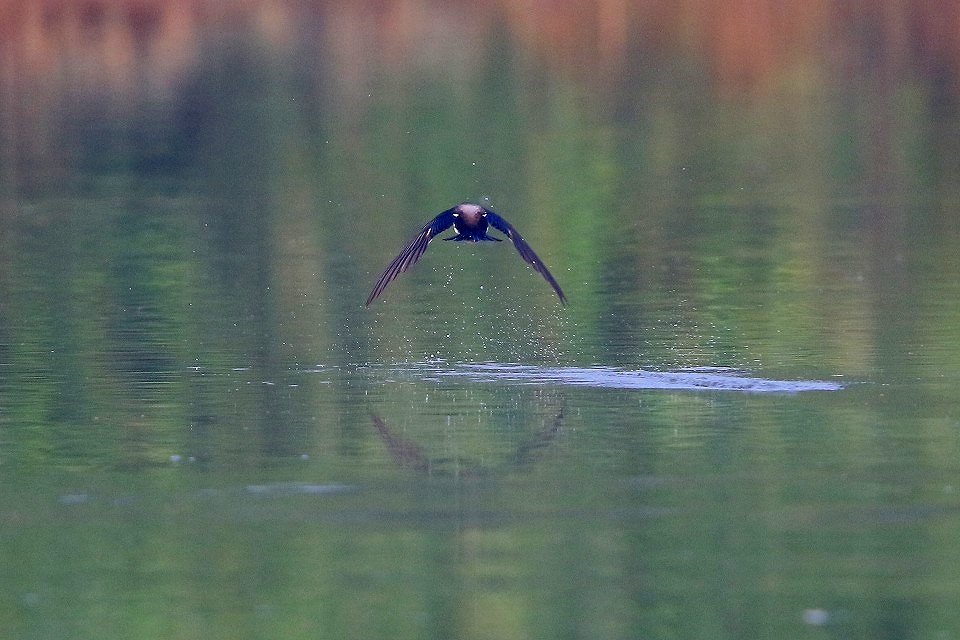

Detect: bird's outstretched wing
365,209,456,305
485,210,567,304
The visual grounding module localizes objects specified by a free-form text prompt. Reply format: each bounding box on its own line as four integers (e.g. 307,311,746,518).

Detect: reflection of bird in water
371,415,431,473
509,409,564,468
371,409,564,478
365,203,566,305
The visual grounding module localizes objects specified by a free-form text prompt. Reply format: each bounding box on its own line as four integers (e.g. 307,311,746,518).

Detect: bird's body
365,203,566,305
445,203,500,242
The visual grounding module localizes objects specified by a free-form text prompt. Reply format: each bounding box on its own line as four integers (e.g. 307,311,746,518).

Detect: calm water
3,2,960,638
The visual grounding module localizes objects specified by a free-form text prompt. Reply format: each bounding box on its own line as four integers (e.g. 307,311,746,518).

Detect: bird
365,203,566,305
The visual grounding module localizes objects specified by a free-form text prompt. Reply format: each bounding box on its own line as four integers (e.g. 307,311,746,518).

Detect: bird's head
453,203,485,222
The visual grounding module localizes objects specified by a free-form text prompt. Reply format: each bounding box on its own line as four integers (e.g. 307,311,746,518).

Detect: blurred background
2,1,960,638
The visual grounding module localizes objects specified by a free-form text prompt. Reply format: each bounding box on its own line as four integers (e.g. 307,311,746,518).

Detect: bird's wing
485,210,567,304
365,209,456,305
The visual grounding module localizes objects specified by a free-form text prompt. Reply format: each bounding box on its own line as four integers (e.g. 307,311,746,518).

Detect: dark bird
365,203,566,305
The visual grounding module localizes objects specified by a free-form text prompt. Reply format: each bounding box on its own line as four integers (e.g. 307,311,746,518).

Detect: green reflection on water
2,8,960,640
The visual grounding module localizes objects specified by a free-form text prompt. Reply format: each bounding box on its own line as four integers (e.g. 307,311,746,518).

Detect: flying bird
365,203,566,305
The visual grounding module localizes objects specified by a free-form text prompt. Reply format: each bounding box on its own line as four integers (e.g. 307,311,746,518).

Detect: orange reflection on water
2,0,959,99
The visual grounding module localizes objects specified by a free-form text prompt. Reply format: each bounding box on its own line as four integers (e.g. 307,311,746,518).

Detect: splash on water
391,361,843,393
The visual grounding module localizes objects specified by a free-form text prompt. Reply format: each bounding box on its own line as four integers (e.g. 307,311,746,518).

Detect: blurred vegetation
0,0,958,464
1,5,960,638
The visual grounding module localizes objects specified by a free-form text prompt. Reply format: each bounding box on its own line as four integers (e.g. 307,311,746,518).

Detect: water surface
2,2,960,639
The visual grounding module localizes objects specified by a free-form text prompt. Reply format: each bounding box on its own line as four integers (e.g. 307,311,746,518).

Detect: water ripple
398,362,843,393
